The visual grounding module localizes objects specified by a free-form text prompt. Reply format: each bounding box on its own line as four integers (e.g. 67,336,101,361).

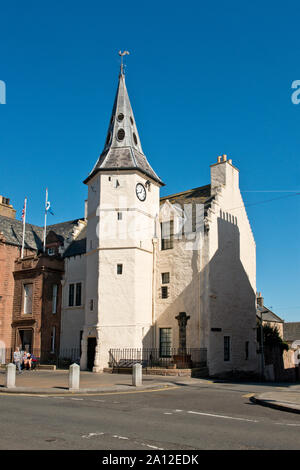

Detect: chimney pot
223,154,227,161
217,156,222,163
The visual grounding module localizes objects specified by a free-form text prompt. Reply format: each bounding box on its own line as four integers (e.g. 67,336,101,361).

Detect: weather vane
118,50,130,74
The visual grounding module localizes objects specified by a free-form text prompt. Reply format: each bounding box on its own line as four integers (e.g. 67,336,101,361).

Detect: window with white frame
52,284,58,314
161,220,174,250
68,282,82,307
159,328,172,358
23,284,33,314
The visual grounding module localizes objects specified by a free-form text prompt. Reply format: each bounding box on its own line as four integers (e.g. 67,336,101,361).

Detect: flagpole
21,197,27,259
43,188,48,253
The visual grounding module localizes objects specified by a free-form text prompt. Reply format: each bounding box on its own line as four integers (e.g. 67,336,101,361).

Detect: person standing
13,346,22,374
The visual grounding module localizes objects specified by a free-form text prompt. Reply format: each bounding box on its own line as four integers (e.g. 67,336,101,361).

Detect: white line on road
71,398,84,401
187,411,259,423
275,423,300,427
82,432,104,439
113,435,129,440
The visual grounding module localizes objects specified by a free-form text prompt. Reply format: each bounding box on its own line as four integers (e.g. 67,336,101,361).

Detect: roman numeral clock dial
136,183,146,201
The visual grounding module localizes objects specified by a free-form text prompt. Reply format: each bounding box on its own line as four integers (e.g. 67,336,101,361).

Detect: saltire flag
45,200,54,216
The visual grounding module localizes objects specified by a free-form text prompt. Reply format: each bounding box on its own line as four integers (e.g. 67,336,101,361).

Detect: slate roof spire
84,56,164,185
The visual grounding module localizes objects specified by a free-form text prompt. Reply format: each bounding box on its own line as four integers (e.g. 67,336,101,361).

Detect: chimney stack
0,196,16,219
257,292,264,307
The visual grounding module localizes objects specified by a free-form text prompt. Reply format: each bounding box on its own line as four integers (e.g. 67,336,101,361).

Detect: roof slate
283,322,300,342
84,72,164,186
0,215,86,257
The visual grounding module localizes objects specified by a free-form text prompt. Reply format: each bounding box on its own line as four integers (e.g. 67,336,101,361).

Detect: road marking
243,393,255,398
144,444,164,450
113,435,129,440
71,398,84,401
275,423,300,427
164,412,173,415
82,432,104,439
0,385,179,398
187,411,259,423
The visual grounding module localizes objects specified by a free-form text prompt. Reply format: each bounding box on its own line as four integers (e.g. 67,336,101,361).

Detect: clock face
136,183,146,201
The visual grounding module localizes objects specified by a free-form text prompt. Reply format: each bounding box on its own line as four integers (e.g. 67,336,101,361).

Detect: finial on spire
118,50,130,75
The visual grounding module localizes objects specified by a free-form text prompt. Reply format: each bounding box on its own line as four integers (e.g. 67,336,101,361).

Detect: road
0,380,300,450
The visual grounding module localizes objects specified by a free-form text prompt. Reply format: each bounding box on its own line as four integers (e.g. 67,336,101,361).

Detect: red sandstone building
0,196,83,362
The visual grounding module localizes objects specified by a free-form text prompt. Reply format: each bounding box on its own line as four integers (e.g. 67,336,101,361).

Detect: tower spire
84,55,164,186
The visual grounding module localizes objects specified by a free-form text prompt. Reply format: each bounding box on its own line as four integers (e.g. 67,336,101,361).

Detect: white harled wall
81,170,160,371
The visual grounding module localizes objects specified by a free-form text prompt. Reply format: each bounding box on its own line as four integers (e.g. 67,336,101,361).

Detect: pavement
0,368,300,414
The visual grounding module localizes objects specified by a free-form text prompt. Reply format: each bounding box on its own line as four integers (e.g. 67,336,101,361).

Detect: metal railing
109,348,207,369
0,348,81,369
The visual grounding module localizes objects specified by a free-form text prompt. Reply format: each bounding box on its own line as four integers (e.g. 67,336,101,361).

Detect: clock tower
80,59,164,371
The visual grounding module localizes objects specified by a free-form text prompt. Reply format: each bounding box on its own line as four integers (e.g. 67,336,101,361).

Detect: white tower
80,59,164,371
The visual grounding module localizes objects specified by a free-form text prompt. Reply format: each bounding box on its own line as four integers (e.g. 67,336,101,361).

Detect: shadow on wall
143,210,258,378
205,213,257,377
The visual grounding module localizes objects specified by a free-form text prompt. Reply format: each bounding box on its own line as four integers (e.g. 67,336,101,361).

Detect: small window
161,220,174,250
75,283,82,306
161,272,170,284
52,284,58,314
159,328,172,358
68,284,74,307
23,284,33,314
48,248,55,256
133,133,138,145
117,212,122,220
117,113,124,122
224,336,230,362
130,116,134,125
161,286,168,299
117,264,123,275
90,299,94,311
117,129,125,141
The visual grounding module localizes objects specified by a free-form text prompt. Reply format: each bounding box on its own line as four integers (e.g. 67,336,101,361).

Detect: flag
21,197,27,258
21,199,26,220
45,201,54,216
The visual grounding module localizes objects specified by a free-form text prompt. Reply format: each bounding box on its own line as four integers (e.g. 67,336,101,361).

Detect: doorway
87,338,96,371
19,329,33,352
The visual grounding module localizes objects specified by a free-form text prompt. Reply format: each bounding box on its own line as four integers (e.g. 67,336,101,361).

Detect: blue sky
0,1,299,321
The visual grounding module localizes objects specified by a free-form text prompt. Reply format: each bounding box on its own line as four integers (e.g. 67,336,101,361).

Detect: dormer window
48,248,55,256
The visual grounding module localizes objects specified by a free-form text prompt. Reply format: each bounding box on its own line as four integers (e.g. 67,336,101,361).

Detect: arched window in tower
117,113,124,122
117,129,125,141
133,133,138,146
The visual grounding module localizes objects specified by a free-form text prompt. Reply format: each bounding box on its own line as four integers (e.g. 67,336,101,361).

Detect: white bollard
6,363,16,388
69,363,80,390
132,363,142,387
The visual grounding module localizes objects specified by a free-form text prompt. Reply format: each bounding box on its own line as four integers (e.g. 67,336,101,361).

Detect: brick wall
12,255,64,355
0,241,35,349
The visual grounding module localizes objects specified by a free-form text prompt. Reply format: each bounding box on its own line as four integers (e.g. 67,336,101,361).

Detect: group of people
13,347,36,374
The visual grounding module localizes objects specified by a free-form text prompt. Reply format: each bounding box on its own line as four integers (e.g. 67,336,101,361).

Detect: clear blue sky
0,1,299,321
